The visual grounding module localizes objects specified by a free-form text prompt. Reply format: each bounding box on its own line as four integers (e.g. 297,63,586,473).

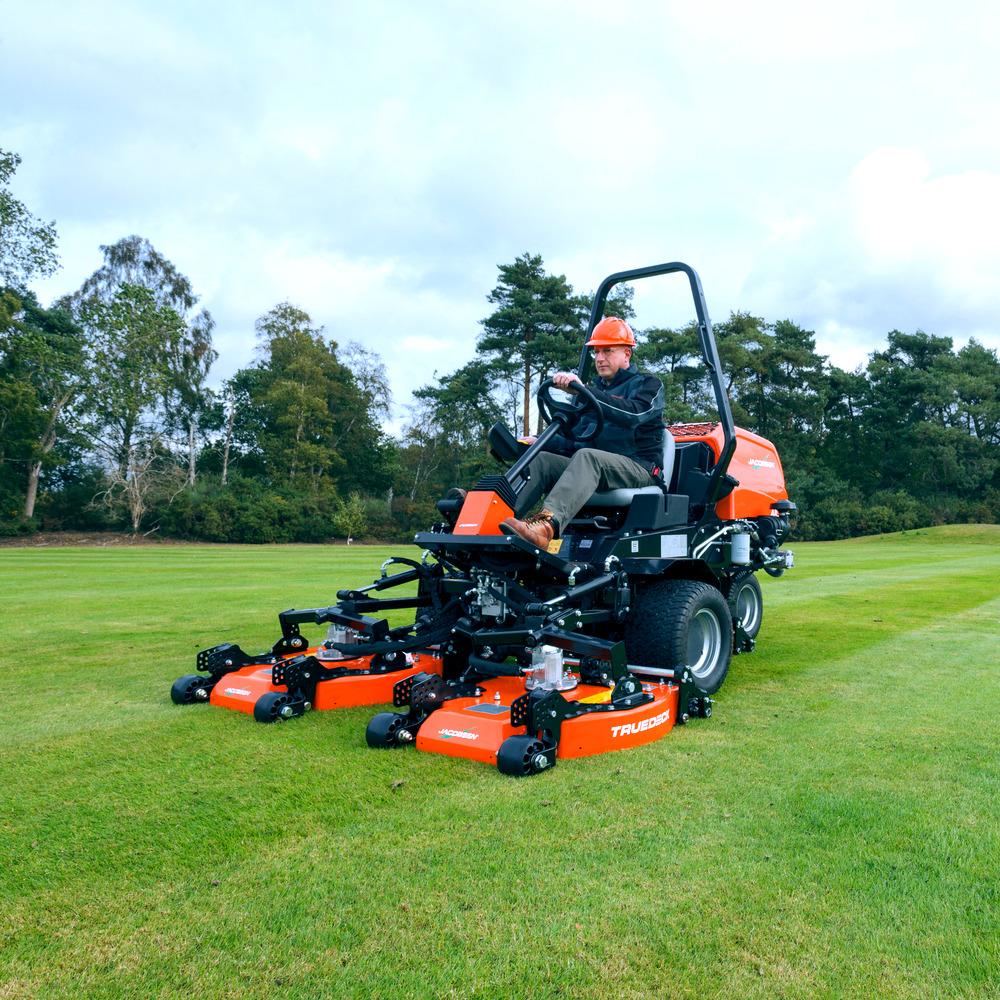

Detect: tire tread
625,578,733,693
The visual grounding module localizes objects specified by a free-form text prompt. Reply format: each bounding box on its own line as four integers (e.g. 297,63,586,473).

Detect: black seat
585,430,675,507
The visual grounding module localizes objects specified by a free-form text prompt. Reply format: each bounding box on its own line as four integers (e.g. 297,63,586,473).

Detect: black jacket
544,364,666,477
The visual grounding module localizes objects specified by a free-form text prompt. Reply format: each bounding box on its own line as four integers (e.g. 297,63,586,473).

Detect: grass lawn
1,525,998,998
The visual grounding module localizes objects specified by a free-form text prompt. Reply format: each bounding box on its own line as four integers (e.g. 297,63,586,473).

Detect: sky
4,0,999,430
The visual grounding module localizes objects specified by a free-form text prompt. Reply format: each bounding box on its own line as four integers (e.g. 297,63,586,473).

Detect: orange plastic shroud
452,490,515,536
669,422,789,520
208,650,444,714
415,675,680,765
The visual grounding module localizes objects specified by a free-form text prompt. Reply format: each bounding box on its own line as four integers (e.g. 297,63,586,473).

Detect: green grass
1,526,998,999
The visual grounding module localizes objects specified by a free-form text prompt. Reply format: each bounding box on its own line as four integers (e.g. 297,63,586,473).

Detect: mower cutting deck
368,653,711,775
415,676,682,770
173,647,444,721
169,556,454,722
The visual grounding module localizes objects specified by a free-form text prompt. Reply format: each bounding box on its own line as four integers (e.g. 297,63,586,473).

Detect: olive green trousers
515,448,653,533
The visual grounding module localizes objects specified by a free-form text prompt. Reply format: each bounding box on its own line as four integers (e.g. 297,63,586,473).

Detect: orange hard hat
585,316,636,348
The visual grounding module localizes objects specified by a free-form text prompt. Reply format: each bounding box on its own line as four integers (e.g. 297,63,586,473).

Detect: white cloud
399,335,454,353
739,145,1000,368
668,0,922,61
850,148,1000,290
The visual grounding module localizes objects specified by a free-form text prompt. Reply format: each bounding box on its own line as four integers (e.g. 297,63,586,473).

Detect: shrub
156,476,341,543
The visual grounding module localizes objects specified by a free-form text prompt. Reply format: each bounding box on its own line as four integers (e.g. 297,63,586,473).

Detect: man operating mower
500,316,666,548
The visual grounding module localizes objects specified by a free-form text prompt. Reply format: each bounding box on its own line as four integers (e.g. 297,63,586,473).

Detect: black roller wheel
625,578,733,694
366,711,411,749
253,691,291,723
170,674,207,705
496,736,548,777
725,573,763,639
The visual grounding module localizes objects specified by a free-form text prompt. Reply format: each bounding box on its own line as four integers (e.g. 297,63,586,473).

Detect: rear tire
625,579,733,694
725,574,763,639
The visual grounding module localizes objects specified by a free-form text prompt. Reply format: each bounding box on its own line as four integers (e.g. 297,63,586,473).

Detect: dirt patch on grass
0,531,377,547
0,531,199,548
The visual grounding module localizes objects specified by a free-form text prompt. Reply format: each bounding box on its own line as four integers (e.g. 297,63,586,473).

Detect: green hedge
157,476,342,543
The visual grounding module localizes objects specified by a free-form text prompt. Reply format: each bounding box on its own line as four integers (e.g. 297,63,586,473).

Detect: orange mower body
205,650,444,716
669,422,790,520
413,675,680,766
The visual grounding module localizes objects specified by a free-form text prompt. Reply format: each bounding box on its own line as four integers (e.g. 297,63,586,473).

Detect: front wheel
366,712,411,749
253,691,292,723
625,579,733,694
170,674,208,705
496,736,550,777
725,574,763,639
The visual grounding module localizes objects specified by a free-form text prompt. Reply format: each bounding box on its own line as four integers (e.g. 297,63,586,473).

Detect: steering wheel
536,378,605,443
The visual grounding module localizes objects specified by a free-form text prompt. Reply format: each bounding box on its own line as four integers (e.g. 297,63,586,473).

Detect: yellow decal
578,690,612,704
547,538,563,554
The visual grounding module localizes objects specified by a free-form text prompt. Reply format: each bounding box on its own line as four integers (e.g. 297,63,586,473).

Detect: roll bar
579,262,737,508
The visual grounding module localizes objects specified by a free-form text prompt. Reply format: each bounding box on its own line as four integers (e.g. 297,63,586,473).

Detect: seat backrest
659,428,676,486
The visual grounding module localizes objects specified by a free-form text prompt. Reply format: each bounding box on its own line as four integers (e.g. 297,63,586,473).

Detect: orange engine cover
669,422,789,520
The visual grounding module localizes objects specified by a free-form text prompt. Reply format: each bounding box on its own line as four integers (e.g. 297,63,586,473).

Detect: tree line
2,149,998,542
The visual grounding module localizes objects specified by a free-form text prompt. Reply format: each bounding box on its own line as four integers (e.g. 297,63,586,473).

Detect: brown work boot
500,509,557,548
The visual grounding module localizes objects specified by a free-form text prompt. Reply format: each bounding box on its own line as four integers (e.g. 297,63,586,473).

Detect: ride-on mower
171,262,794,775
